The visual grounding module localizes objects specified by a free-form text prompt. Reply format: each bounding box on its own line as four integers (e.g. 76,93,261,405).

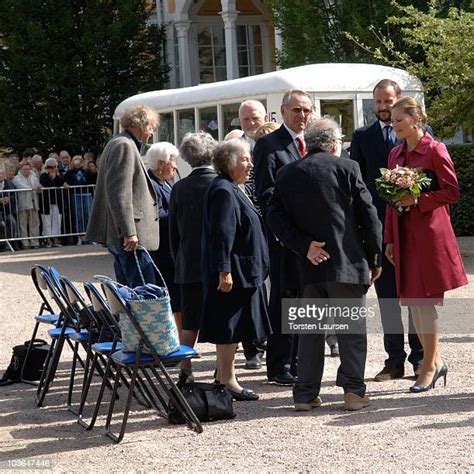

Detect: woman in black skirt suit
170,132,218,381
200,139,271,401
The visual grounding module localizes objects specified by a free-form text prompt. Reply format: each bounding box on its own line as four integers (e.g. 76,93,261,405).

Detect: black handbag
0,339,50,386
168,382,235,424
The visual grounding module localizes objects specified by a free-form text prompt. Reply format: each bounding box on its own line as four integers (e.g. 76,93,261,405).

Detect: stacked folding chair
34,269,88,407
77,281,156,430
93,279,203,443
21,265,62,384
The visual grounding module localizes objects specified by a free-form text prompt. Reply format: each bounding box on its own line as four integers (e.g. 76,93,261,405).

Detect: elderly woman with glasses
200,139,271,401
145,142,182,332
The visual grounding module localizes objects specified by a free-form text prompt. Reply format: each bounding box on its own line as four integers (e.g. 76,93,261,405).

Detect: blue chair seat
112,350,155,365
35,313,60,324
69,329,90,342
91,341,123,354
47,327,89,340
112,345,197,366
47,327,77,338
162,345,197,360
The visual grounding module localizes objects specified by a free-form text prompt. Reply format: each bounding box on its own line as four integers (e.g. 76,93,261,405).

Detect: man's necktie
296,136,307,157
384,125,394,149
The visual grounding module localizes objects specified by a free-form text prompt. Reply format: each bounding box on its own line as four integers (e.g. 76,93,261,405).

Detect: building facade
154,0,279,88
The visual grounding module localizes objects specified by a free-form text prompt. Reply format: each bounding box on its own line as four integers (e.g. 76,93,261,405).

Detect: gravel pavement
0,244,473,472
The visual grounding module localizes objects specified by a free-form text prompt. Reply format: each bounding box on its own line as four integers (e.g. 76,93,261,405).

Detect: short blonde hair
71,155,83,167
120,104,159,130
254,122,280,141
146,142,179,171
392,96,428,130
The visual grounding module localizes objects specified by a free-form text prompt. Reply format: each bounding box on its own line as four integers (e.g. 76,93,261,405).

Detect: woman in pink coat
384,96,468,393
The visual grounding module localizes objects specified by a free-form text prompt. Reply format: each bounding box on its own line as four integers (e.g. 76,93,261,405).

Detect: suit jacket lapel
233,183,260,217
278,126,300,161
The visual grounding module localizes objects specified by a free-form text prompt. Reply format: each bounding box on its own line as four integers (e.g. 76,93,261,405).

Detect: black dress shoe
244,353,263,370
374,365,404,381
228,388,259,401
268,372,296,386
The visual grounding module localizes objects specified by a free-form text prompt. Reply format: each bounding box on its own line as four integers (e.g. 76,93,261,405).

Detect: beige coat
86,133,159,250
12,173,40,211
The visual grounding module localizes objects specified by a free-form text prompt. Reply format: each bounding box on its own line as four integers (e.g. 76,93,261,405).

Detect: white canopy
114,63,423,118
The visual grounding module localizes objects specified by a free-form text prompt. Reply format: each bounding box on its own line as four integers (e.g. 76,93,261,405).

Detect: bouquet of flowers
375,165,432,214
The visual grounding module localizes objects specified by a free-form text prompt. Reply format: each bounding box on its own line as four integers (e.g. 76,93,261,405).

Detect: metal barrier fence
0,184,96,251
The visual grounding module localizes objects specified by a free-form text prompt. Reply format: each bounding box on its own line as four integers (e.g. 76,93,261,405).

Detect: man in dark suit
253,89,313,385
238,99,268,370
86,104,159,288
350,79,423,381
268,117,382,411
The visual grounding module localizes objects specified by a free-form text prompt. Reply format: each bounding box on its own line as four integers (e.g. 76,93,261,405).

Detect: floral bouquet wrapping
375,165,432,215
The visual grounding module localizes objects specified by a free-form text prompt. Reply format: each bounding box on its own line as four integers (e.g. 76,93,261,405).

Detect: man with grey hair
31,155,44,178
253,89,314,386
267,117,382,411
86,104,159,287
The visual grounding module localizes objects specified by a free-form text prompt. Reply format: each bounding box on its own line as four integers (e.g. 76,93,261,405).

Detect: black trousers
266,239,298,377
242,339,265,360
375,248,423,368
293,282,367,403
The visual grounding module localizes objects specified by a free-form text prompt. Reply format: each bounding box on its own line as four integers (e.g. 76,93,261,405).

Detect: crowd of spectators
0,148,98,251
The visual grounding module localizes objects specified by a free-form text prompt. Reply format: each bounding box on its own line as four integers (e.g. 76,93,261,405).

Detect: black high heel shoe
433,363,448,387
409,368,439,393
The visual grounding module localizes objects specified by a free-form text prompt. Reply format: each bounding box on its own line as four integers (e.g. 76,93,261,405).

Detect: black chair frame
77,282,158,431
100,280,203,443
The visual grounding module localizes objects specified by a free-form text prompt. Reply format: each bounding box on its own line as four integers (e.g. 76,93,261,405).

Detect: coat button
155,218,158,221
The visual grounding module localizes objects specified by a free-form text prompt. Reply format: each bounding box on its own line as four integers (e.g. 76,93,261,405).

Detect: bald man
238,100,268,369
239,100,268,150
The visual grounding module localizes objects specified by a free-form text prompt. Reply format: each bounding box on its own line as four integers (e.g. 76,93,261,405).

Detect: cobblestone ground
0,245,473,472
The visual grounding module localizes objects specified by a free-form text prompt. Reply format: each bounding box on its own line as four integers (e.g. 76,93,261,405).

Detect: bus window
362,99,376,126
222,103,241,137
320,99,355,139
177,108,195,145
199,106,219,140
158,112,174,143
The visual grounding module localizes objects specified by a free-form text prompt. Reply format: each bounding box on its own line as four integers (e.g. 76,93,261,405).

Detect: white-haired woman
200,139,271,401
145,142,182,332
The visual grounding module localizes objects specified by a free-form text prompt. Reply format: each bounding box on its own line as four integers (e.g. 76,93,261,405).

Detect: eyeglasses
288,107,313,116
334,135,345,143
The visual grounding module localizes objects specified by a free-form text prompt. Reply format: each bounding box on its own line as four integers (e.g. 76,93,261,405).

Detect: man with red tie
253,89,313,385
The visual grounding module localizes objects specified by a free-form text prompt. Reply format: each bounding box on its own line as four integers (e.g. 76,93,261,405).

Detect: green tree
354,1,474,137
0,0,169,154
264,0,438,67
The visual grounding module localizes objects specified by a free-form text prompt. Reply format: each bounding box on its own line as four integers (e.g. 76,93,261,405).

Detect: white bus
114,63,423,173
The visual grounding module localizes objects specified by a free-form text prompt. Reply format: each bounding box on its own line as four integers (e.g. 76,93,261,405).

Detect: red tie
296,136,307,158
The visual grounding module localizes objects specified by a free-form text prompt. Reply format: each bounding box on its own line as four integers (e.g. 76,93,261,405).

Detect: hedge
448,143,474,236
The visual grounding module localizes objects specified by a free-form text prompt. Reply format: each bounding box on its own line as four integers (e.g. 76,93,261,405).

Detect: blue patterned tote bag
109,249,180,356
